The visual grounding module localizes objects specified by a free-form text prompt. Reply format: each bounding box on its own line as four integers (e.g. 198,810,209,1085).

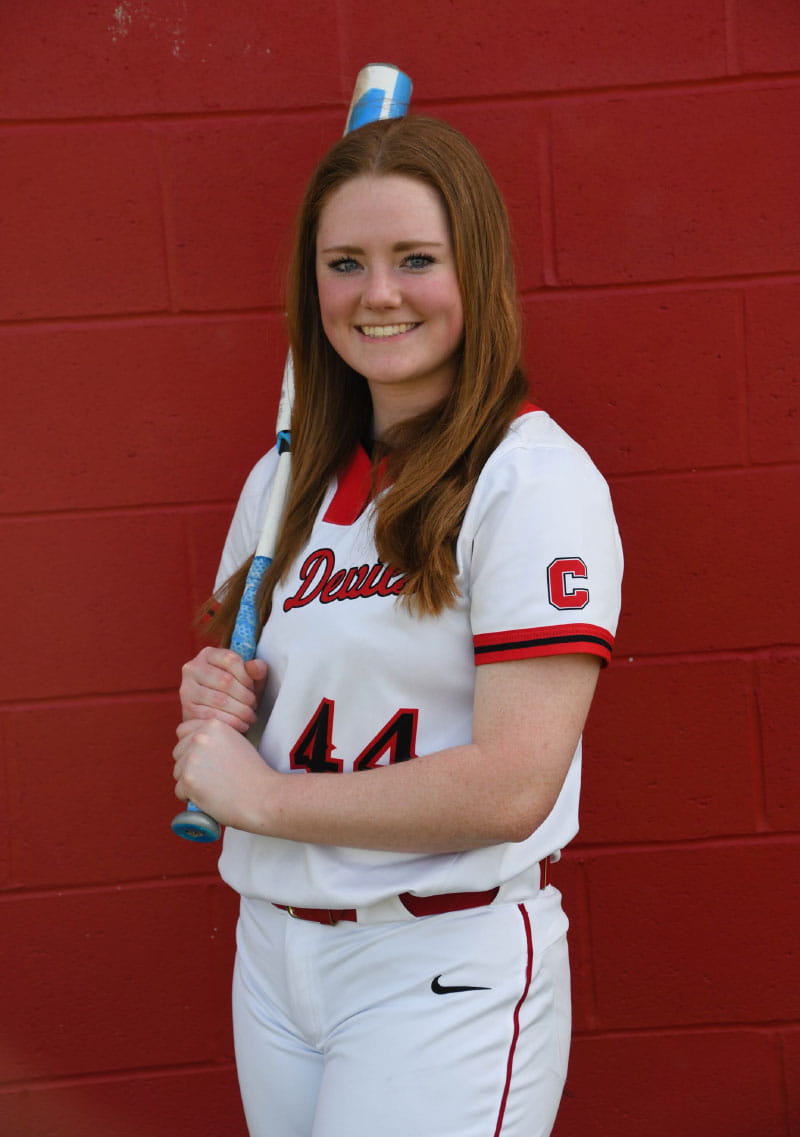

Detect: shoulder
239,447,281,502
214,448,280,588
229,448,282,532
462,407,624,660
467,408,614,519
460,406,623,603
501,407,604,468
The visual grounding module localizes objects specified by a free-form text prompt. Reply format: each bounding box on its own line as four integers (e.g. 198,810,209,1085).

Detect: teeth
359,323,416,338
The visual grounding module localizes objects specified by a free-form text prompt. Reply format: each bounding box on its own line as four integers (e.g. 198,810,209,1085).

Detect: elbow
492,807,547,846
505,816,544,845
499,787,560,845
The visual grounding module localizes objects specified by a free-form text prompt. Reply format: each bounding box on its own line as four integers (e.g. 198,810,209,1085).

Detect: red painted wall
2,3,798,1134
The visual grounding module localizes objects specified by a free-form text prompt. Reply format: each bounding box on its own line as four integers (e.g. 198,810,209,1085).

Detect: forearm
175,655,598,853
250,743,556,854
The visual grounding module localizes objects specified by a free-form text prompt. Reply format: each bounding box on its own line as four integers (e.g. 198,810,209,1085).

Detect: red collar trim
323,403,542,527
323,444,381,526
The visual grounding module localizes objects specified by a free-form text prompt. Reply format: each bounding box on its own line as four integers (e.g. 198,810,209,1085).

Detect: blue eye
404,253,435,269
329,257,361,273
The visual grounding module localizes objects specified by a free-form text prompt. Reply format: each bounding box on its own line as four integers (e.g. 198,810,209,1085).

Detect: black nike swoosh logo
431,974,491,995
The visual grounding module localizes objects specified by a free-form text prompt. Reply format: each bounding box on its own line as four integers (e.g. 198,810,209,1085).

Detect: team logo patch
547,557,589,610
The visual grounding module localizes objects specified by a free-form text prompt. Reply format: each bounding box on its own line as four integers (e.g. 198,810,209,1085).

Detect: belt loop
539,858,549,890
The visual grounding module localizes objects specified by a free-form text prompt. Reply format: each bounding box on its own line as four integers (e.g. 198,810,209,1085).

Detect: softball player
173,116,623,1137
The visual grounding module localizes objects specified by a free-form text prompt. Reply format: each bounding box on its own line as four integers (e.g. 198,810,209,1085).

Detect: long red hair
208,116,528,644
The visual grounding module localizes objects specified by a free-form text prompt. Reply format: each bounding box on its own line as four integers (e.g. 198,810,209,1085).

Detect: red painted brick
2,513,193,701
784,1028,800,1137
1,882,237,1081
159,115,339,311
758,655,800,831
551,87,800,285
1,316,283,513
585,842,800,1028
554,1030,787,1137
428,103,546,294
745,284,800,464
3,696,231,889
0,125,167,321
343,0,727,97
0,1067,246,1137
579,659,759,844
523,289,742,476
737,0,800,74
0,2,340,120
611,468,800,657
185,505,241,625
0,721,10,887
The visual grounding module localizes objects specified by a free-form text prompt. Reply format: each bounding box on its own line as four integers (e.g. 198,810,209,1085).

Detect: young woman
173,116,623,1137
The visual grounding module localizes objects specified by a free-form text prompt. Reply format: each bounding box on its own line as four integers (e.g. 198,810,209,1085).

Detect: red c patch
547,557,589,610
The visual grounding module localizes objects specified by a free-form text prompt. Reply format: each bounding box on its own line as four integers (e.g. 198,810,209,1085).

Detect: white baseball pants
232,886,571,1137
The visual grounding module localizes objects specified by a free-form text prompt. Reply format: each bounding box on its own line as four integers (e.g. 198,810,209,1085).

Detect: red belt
274,859,549,926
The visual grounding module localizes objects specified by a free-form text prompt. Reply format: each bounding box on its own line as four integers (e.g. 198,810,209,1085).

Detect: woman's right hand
179,646,268,732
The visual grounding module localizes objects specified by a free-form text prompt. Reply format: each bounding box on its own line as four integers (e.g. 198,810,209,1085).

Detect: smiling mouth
358,323,418,338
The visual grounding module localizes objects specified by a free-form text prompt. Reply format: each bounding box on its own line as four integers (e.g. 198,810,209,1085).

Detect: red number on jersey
548,557,590,610
289,702,419,773
289,698,343,773
353,709,419,770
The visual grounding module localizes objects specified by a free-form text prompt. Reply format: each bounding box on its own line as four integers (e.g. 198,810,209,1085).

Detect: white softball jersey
215,407,623,910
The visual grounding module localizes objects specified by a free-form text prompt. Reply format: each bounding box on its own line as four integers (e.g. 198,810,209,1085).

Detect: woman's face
315,174,464,437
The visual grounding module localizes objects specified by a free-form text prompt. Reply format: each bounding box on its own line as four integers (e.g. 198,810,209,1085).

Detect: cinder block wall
2,4,798,1135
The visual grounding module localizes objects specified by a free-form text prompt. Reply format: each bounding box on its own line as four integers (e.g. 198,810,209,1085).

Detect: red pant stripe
493,903,534,1136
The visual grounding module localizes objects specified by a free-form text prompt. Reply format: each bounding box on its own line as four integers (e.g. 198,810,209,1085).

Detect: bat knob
171,806,221,843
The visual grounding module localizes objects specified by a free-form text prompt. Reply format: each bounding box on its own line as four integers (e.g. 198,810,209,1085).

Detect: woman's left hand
173,718,274,833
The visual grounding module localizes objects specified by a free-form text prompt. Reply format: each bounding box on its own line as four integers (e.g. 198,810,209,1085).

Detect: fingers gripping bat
171,64,413,842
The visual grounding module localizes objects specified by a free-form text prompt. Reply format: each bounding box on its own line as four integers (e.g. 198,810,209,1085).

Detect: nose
361,265,400,309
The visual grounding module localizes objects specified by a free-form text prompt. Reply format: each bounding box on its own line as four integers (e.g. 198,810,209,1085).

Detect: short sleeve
463,420,623,667
213,449,280,592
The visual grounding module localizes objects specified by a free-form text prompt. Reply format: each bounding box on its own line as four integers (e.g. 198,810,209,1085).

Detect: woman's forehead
316,175,450,247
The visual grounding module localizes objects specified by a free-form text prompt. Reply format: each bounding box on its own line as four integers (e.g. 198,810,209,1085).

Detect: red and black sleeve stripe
473,623,615,666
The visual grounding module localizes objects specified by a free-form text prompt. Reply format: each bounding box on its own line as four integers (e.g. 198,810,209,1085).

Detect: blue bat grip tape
230,554,271,661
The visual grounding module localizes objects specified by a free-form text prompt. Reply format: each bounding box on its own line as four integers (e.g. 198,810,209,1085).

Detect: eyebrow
319,240,446,254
